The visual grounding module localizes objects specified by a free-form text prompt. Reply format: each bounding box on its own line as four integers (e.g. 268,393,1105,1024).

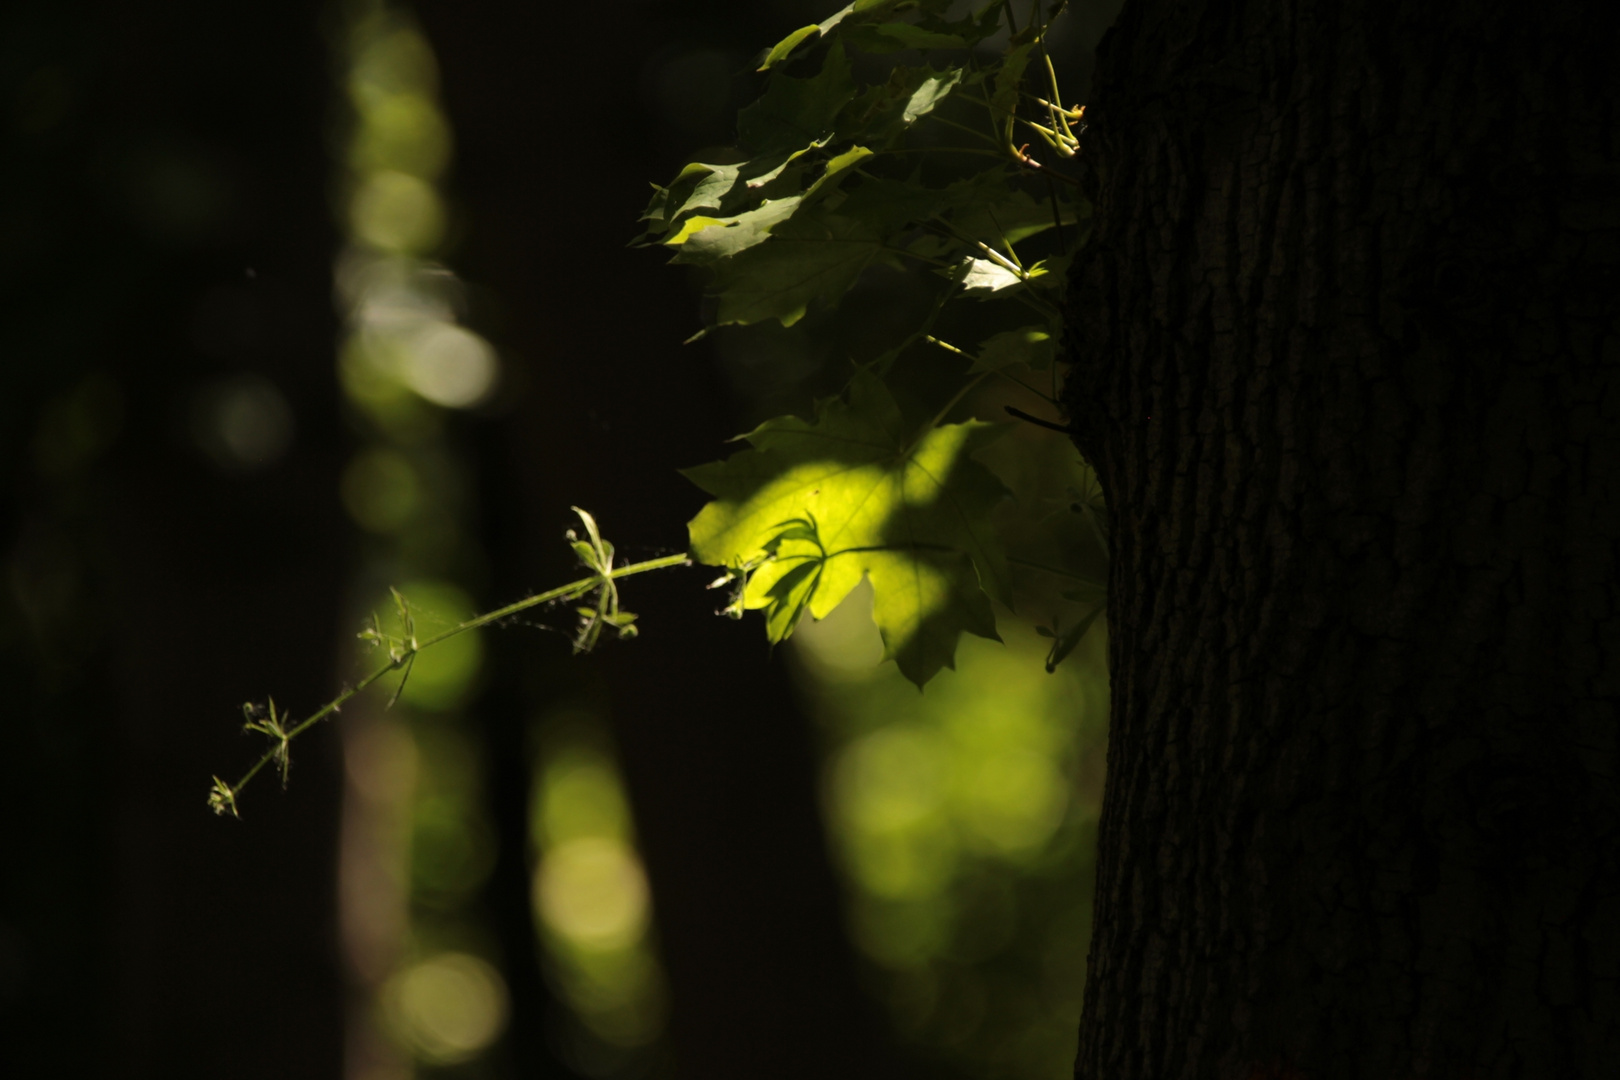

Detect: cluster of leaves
645,0,1103,685
209,0,1111,813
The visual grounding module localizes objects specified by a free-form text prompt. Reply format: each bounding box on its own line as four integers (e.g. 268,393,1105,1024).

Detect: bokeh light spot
535,755,633,847
399,321,497,408
385,952,508,1063
341,449,421,532
190,374,294,470
351,91,451,179
793,577,885,679
535,837,650,951
351,169,444,254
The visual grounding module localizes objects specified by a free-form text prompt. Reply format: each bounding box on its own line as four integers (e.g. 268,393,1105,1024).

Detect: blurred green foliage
311,2,1118,1076
651,6,1120,1076
336,6,515,1075
795,581,1107,1078
530,725,668,1072
334,7,672,1077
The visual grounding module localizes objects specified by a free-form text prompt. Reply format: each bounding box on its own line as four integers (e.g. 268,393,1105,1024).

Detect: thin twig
1005,404,1070,433
1008,554,1105,588
212,552,688,815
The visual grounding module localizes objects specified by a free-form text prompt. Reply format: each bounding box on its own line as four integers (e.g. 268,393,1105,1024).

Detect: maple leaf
684,371,1011,686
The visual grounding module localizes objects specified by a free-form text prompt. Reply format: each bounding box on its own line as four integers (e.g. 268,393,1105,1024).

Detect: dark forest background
0,2,1120,1078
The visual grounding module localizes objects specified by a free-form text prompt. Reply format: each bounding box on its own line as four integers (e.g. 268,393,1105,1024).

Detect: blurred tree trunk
466,422,583,1078
415,2,901,1077
1,1,347,1076
1066,0,1619,1075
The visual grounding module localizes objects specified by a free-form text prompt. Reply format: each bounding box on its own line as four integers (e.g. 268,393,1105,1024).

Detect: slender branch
879,244,957,271
1012,287,1062,320
211,552,688,815
990,366,1061,405
925,335,1062,407
1005,404,1070,433
924,334,972,360
873,146,1008,161
424,552,687,649
870,280,965,375
1008,554,1104,589
910,366,993,451
917,110,1003,146
986,206,1023,270
1043,171,1067,250
927,212,1025,277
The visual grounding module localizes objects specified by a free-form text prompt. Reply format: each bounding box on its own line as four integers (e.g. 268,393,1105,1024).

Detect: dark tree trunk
466,420,583,1079
1064,0,1620,1076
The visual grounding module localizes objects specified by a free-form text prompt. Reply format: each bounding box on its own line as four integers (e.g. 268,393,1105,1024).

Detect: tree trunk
1064,0,1620,1076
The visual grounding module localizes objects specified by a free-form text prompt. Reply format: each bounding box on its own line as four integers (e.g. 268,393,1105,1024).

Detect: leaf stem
990,366,1061,405
918,111,1002,146
873,146,1008,161
1008,554,1104,588
870,280,964,374
879,244,957,271
923,368,993,434
924,334,971,360
1012,288,1062,320
927,213,1024,278
1004,404,1070,433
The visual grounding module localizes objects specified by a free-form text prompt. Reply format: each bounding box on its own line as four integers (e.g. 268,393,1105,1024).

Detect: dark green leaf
703,211,881,326
1044,603,1104,673
842,22,969,53
841,64,965,143
950,185,1073,245
738,46,856,154
990,39,1035,119
669,197,803,265
972,325,1056,371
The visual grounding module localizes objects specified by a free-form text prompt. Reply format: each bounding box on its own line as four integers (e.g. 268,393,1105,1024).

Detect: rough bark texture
1063,0,1620,1076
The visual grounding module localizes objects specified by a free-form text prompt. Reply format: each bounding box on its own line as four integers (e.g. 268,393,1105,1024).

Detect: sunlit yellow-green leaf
803,145,874,198
669,198,802,264
662,215,728,247
759,24,822,70
684,371,1011,685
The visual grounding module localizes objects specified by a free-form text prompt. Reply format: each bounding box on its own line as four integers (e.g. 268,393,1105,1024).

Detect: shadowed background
0,2,1117,1077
